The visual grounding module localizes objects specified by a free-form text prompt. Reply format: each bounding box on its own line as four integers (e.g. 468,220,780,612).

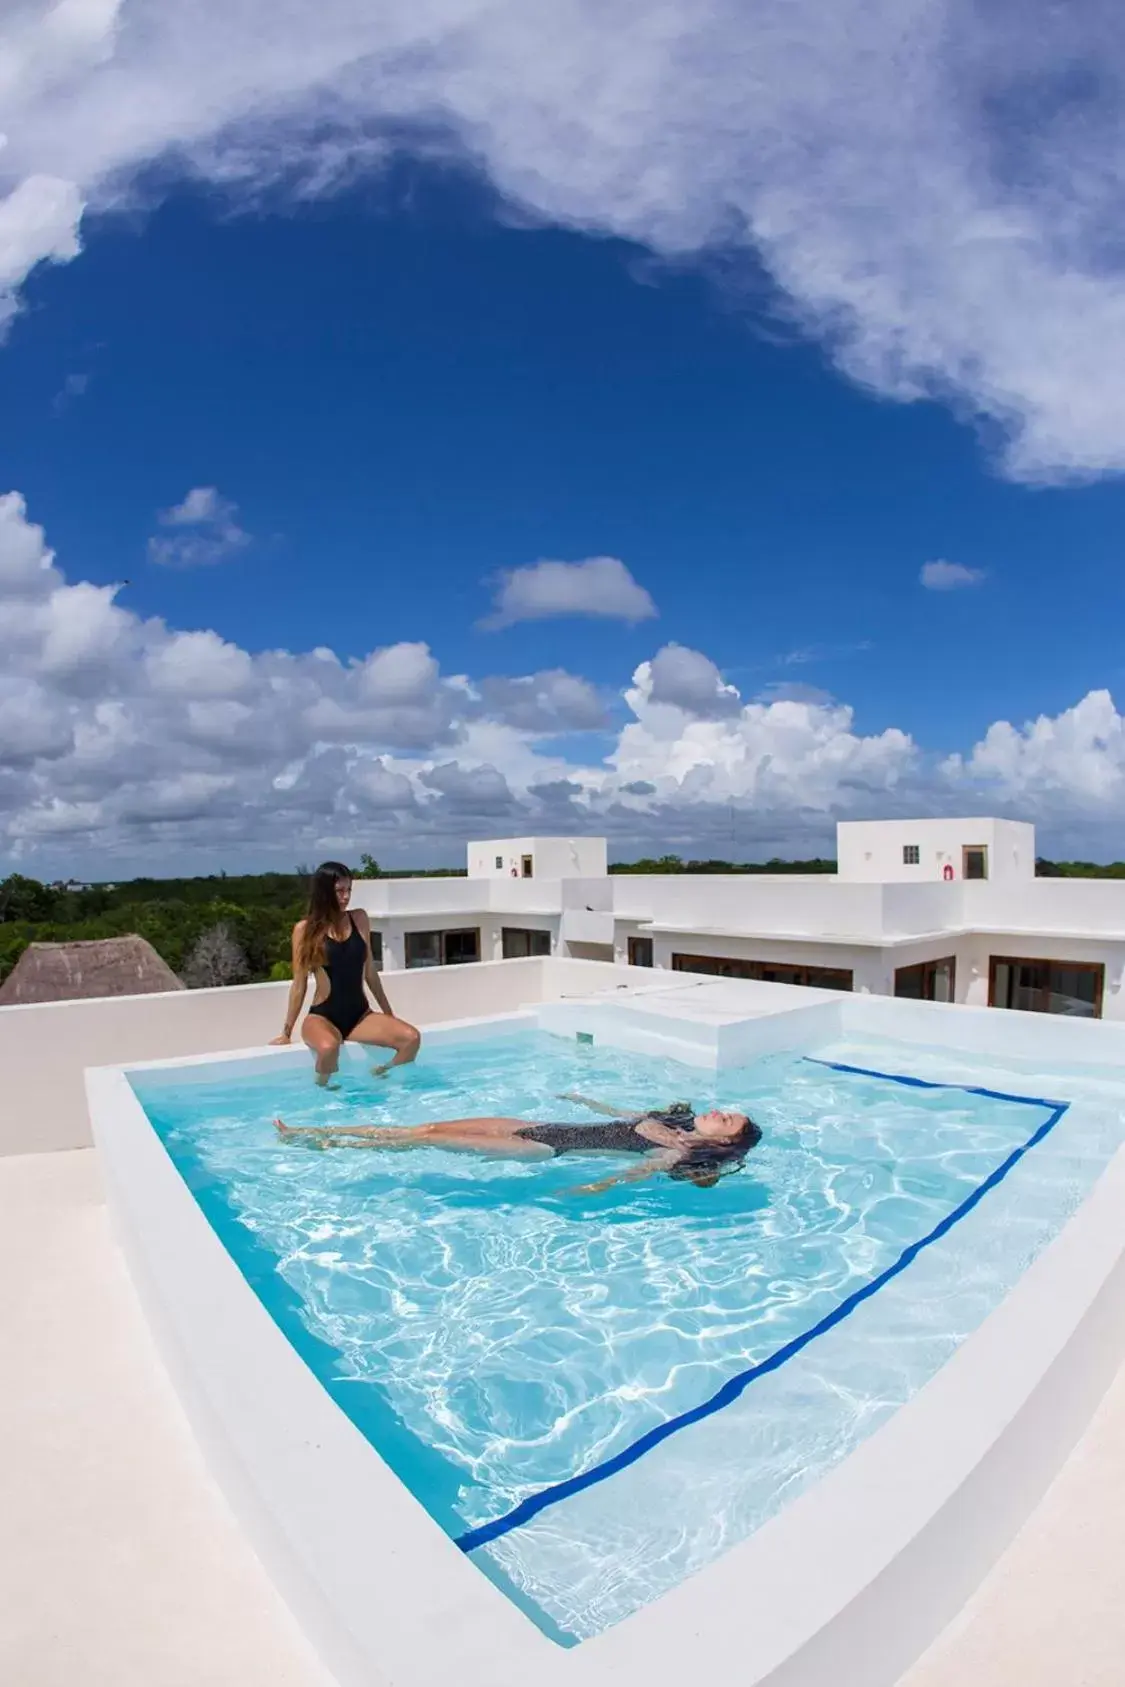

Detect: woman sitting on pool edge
273,1092,761,1192
272,860,421,1085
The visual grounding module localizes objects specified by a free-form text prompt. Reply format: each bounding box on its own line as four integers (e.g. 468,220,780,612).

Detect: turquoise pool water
130,1029,1122,1641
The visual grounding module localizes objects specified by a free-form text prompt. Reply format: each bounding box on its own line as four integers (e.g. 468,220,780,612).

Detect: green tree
358,854,382,878
0,875,59,923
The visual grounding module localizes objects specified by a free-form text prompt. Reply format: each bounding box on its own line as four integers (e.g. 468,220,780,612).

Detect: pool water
131,1030,1123,1641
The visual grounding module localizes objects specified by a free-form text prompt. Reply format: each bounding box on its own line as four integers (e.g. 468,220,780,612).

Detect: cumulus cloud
3,4,1125,479
944,690,1125,807
477,669,608,732
481,556,657,630
148,487,250,568
920,559,986,591
4,490,1125,872
646,643,741,718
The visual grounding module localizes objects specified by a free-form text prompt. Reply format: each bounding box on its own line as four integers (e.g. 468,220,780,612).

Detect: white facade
350,819,1125,1023
466,835,608,880
837,817,1035,884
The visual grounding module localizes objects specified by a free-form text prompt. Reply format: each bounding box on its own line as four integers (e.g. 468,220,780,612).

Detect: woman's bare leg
301,1015,343,1086
274,1116,548,1154
347,1012,421,1075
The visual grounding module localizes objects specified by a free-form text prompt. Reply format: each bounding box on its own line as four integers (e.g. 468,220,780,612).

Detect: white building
836,818,1035,885
352,817,1125,1021
466,835,608,881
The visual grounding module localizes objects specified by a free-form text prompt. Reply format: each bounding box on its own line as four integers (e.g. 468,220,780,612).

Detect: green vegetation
608,855,837,875
0,872,306,985
1035,858,1125,878
0,863,465,985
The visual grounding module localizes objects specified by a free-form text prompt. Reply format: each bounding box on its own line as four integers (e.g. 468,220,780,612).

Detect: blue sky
2,2,1124,873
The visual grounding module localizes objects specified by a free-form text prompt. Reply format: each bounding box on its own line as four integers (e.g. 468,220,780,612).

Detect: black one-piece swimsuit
307,916,372,1038
515,1109,695,1156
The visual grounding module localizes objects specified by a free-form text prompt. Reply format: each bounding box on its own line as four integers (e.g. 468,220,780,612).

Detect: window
963,845,988,880
404,928,481,969
368,928,384,971
442,929,481,966
895,956,955,1002
502,927,551,959
989,956,1103,1019
495,855,504,870
521,854,534,878
628,936,654,968
903,844,920,866
671,954,853,991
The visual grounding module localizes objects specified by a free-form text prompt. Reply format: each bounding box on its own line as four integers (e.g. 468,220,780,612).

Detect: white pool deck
5,955,1125,1686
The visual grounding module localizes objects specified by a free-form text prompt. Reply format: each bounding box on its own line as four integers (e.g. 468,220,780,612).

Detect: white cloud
4,490,1125,872
610,656,917,814
0,491,59,595
944,690,1125,809
920,559,986,591
148,486,250,568
145,629,254,698
0,174,83,334
477,669,608,732
481,556,657,629
646,643,740,718
3,4,1125,479
357,641,440,704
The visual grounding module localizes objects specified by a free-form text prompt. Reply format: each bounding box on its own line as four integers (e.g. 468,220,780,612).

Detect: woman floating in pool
273,1092,761,1192
272,861,421,1086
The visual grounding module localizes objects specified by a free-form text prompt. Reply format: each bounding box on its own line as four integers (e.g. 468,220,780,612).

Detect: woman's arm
564,1150,680,1196
354,910,395,1014
555,1090,635,1117
271,924,310,1044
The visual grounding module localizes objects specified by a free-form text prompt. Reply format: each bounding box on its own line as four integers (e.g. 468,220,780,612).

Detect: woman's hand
270,1031,291,1046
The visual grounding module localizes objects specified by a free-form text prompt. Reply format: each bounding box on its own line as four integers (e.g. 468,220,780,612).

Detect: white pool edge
88,1013,1125,1687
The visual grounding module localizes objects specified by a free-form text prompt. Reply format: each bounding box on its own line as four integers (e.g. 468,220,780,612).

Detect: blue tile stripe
455,1059,1069,1556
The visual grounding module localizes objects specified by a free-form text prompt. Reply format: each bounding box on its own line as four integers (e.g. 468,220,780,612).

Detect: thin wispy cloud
920,559,986,591
778,640,873,668
147,486,250,569
50,371,90,416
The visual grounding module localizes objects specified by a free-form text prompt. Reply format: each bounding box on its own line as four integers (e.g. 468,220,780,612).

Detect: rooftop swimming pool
129,1024,1124,1644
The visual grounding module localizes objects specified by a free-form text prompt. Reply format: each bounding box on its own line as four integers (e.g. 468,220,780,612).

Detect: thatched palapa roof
0,935,185,1005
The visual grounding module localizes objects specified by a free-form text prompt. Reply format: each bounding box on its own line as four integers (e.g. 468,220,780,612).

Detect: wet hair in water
668,1114,762,1181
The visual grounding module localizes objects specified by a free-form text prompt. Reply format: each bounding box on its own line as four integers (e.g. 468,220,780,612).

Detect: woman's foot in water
274,1118,330,1149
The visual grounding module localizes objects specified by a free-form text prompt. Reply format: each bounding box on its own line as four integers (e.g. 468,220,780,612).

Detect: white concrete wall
647,876,890,939
466,836,607,879
837,818,1035,884
532,836,608,879
466,837,535,879
352,876,563,926
960,876,1125,934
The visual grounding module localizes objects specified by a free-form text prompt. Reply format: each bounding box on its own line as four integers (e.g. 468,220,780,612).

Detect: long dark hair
298,860,352,973
668,1115,761,1182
